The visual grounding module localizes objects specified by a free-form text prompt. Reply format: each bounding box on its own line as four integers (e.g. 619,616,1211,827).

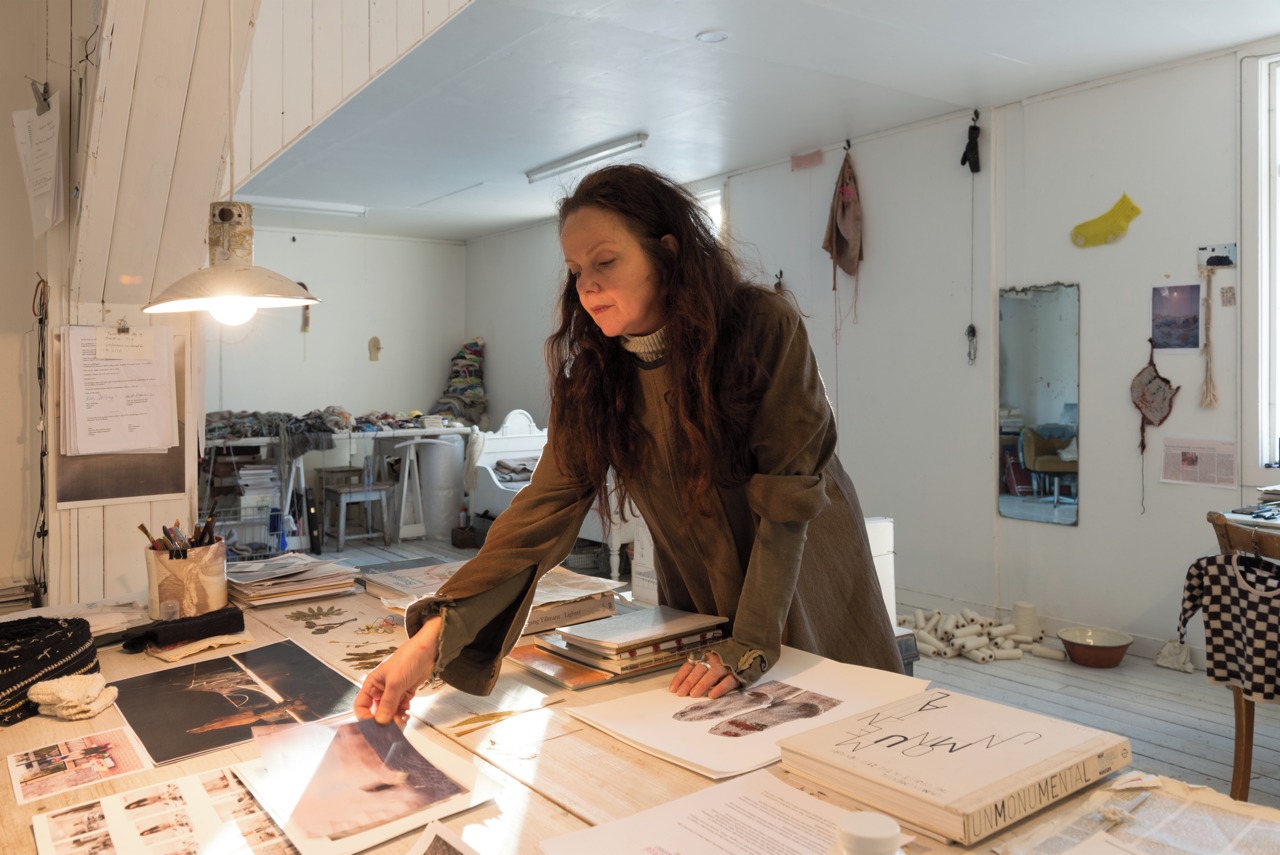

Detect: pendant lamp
144,201,316,325
143,4,317,326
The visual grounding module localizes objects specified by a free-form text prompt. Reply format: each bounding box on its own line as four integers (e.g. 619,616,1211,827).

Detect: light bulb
209,300,258,326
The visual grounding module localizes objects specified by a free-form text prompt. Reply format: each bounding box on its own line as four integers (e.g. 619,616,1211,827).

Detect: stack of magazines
225,553,358,608
533,605,727,676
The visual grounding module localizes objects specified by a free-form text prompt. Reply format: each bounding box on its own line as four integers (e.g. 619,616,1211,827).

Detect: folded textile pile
0,616,99,726
495,456,539,482
29,673,117,720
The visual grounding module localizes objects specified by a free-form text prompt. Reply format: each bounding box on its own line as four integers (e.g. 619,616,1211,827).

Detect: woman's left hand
668,650,738,699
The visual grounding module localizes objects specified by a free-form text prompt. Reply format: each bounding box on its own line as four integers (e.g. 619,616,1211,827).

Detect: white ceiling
241,0,1280,242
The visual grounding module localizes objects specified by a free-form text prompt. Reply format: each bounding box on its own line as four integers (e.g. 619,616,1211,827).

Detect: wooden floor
312,535,1280,811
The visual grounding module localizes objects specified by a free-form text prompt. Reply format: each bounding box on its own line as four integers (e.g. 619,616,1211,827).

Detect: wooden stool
323,483,394,551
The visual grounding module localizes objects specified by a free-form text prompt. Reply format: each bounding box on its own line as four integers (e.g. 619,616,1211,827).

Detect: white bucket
416,436,465,540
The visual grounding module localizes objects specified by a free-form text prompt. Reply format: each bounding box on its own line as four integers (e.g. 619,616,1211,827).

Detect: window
1242,50,1280,486
695,188,723,237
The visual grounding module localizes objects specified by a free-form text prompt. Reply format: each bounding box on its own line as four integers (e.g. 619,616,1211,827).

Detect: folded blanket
495,456,538,474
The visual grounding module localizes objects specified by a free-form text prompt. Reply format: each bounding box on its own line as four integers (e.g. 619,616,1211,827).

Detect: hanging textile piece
1130,337,1180,453
1200,268,1219,409
822,147,863,289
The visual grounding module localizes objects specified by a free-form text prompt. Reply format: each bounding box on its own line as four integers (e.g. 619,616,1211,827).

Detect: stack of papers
226,554,358,608
529,605,725,678
0,579,36,616
366,561,622,634
61,325,178,456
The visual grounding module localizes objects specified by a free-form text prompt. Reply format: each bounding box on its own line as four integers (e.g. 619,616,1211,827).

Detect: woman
355,164,900,726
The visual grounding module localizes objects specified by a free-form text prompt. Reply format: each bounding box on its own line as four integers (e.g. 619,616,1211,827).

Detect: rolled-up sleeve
713,299,836,686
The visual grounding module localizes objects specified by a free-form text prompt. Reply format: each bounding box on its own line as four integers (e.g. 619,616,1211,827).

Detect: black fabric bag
0,617,99,726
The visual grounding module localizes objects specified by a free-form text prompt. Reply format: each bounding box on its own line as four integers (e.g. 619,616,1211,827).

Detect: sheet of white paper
541,769,848,855
63,325,178,455
569,646,927,778
11,92,63,236
30,767,292,855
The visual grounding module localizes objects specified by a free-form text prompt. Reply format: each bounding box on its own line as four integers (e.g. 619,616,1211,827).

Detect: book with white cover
554,604,727,654
777,688,1132,845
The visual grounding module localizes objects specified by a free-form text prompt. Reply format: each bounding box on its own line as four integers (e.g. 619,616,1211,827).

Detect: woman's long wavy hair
547,164,776,516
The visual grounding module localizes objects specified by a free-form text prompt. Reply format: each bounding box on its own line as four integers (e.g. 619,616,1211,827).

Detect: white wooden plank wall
49,0,473,605
241,0,472,183
99,1,200,306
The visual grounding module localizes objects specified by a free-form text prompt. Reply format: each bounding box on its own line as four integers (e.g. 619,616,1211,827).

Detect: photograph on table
235,716,499,855
110,640,359,764
568,646,927,778
248,594,406,680
8,726,149,804
31,767,295,855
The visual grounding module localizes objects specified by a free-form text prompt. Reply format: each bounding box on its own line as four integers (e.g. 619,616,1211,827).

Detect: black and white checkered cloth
1179,554,1280,703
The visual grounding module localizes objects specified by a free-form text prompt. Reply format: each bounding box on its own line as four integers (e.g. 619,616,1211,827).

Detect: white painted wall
992,54,1240,648
464,223,564,427
1,3,39,580
204,228,466,415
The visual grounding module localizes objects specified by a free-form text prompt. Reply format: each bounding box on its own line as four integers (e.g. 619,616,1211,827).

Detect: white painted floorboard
319,536,1280,811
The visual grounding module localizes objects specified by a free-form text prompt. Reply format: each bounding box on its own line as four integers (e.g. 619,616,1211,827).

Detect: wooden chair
1205,510,1280,800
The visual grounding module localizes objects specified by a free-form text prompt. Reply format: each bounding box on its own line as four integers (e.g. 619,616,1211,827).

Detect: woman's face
561,206,665,338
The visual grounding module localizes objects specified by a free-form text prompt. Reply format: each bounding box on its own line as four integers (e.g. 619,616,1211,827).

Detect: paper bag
144,539,228,620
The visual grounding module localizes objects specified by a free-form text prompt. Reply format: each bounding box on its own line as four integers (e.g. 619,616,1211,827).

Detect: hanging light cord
227,3,235,202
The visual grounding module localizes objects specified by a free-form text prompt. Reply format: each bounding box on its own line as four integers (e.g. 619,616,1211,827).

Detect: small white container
828,811,905,855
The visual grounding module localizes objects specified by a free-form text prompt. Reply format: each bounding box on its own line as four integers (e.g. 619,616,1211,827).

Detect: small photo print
10,728,149,805
1151,283,1201,351
672,680,841,737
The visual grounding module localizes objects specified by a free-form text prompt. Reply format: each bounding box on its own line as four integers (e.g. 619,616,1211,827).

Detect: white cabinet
864,516,896,620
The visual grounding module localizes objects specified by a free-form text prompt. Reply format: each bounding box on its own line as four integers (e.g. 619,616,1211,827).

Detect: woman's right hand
354,615,443,726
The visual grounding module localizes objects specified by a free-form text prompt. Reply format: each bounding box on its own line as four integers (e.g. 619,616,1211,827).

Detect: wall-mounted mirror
998,283,1080,526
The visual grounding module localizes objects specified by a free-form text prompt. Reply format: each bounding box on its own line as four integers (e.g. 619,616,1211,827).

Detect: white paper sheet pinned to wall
11,91,64,237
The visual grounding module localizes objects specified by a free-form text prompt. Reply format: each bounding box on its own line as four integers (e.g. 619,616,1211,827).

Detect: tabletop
0,590,1223,854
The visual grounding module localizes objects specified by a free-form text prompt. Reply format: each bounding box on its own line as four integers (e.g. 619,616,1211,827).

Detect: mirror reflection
998,283,1080,526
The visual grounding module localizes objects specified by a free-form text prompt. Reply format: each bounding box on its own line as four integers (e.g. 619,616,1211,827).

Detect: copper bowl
1057,627,1133,668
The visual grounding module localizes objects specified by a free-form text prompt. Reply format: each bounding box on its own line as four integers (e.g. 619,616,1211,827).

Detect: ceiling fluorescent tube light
525,133,649,183
236,195,368,217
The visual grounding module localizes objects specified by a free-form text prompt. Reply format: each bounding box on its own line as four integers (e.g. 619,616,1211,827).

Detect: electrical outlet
1197,243,1237,268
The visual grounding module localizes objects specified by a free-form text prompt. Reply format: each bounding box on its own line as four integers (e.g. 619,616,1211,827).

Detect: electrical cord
31,275,49,596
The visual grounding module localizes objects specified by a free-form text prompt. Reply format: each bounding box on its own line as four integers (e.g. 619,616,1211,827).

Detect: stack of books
362,560,622,633
777,688,1132,846
531,605,727,677
0,579,36,616
1257,484,1280,503
226,553,359,608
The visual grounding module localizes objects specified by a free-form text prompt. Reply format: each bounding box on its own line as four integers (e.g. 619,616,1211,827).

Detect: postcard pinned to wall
234,716,498,855
8,726,149,805
568,646,926,778
31,767,293,855
1160,436,1237,488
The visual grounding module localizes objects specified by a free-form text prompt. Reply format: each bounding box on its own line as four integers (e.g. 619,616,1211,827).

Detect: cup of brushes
140,520,228,621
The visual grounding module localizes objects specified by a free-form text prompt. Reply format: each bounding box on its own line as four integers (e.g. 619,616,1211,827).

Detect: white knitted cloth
28,673,118,720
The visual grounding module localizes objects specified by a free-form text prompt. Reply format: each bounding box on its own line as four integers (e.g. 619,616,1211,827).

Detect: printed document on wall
61,325,178,456
10,92,64,237
1159,436,1236,488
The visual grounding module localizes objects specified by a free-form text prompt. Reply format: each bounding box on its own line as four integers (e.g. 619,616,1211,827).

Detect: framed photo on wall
1151,283,1201,353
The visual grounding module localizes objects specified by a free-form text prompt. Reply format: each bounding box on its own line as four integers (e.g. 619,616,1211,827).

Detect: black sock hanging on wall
961,110,980,173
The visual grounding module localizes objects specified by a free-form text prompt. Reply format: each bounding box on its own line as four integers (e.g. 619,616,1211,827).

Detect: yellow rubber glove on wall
1070,193,1141,247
